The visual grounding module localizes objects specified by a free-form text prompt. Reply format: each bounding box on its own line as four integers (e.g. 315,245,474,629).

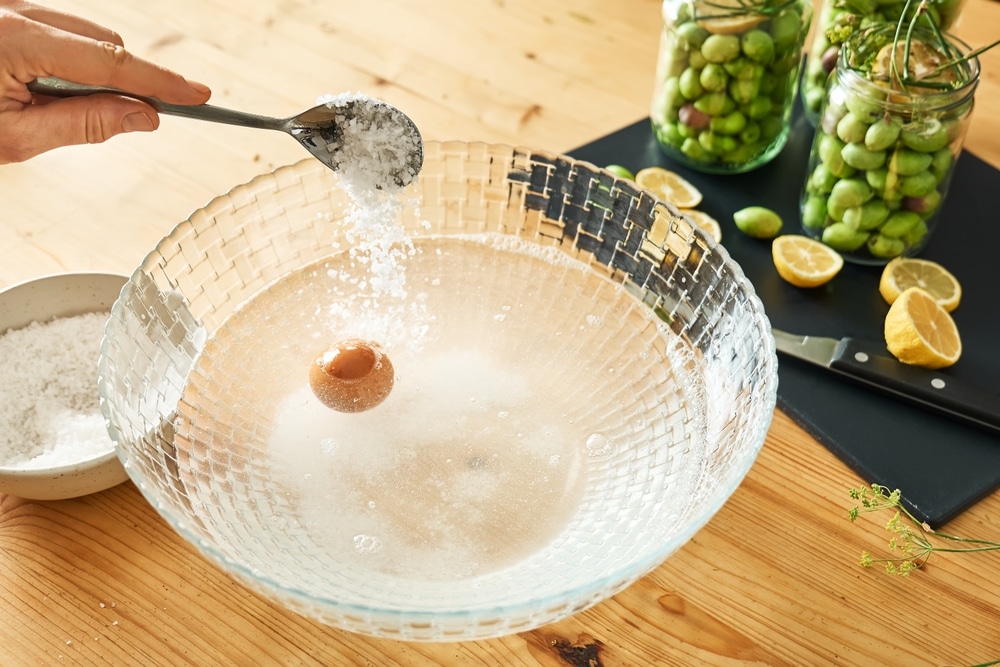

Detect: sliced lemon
884,287,962,369
681,209,722,243
694,0,766,34
635,167,703,208
771,235,844,288
878,257,961,312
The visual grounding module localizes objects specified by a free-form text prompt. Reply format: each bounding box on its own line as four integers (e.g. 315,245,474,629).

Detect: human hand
0,1,211,163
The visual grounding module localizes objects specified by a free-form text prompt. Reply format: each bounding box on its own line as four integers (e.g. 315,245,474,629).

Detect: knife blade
772,329,1000,435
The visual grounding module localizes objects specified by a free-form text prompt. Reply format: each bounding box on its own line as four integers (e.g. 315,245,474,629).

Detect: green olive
770,9,802,47
808,164,839,195
745,96,773,119
865,117,902,151
679,67,703,100
681,137,713,160
836,113,870,144
888,149,933,176
694,91,729,116
843,92,883,123
733,206,783,238
931,148,954,179
702,34,741,64
741,30,775,63
676,21,709,49
604,164,635,180
710,110,747,135
867,234,906,258
802,196,829,229
842,199,890,231
699,63,729,92
740,120,761,144
841,143,887,170
903,218,930,248
699,130,738,155
898,171,938,197
901,119,950,152
654,122,684,147
728,78,761,105
879,210,921,237
829,178,874,209
822,223,869,251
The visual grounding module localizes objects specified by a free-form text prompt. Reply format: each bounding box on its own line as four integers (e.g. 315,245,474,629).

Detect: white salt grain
316,91,422,303
316,91,421,196
0,312,112,468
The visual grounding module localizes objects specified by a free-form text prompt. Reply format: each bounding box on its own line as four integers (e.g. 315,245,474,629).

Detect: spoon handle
27,77,288,132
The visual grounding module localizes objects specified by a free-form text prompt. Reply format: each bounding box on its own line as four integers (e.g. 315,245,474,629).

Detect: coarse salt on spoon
27,77,424,190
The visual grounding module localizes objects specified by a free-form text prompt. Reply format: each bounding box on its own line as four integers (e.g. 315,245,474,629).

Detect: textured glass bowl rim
101,146,778,623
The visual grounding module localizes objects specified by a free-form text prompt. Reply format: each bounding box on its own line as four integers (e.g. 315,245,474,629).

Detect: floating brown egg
308,339,394,412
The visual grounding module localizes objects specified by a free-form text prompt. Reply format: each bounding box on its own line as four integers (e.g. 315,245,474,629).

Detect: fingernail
122,112,155,132
187,79,211,96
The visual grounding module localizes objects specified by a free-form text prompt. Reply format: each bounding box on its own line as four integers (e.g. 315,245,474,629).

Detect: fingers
0,94,159,164
21,23,211,106
1,6,211,106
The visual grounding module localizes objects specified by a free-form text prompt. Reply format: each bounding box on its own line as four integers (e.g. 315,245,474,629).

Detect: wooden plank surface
2,0,999,664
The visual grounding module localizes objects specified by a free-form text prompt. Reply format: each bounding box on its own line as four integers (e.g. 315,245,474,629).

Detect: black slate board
568,111,1000,527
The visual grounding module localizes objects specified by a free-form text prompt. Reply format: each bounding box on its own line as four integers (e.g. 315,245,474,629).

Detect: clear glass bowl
98,141,777,641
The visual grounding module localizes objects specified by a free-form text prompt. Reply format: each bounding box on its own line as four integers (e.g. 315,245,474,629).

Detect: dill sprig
845,0,991,93
848,484,1000,576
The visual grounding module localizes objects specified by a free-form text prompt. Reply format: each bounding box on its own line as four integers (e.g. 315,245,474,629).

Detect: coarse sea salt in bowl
99,142,777,641
0,272,129,500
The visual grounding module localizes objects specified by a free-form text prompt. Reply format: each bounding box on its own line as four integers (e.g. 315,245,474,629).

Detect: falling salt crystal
320,438,340,456
585,314,603,327
98,602,105,608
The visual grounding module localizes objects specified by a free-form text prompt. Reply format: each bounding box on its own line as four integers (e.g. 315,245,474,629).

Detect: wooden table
2,1,999,664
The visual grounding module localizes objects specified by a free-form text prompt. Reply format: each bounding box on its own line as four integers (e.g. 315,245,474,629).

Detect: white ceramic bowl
100,143,778,640
0,272,129,500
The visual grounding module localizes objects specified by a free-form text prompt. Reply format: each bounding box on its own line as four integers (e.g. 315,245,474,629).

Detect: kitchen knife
772,329,1000,435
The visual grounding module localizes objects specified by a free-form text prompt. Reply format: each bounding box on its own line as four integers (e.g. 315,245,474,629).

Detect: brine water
177,233,706,583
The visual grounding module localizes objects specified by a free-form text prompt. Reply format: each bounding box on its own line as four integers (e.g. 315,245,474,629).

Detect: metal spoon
27,77,424,188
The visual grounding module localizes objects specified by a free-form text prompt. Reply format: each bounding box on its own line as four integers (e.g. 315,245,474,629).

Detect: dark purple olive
821,46,840,74
679,103,710,130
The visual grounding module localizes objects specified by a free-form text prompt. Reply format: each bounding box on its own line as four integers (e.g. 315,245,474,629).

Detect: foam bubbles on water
353,534,383,554
585,433,616,459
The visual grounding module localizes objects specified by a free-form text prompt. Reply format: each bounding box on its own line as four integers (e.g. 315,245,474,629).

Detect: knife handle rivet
854,352,869,363
931,378,946,390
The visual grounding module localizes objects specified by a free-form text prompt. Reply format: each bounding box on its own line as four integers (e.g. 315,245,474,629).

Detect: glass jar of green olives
650,0,812,173
801,0,966,125
800,25,979,264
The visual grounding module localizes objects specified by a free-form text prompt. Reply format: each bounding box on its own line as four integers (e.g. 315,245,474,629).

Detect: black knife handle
829,337,1000,434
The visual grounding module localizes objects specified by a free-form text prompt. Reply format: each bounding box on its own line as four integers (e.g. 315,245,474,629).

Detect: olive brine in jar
801,25,979,264
650,0,812,173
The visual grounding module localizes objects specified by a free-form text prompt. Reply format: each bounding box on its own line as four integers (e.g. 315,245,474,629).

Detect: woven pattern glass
98,141,777,641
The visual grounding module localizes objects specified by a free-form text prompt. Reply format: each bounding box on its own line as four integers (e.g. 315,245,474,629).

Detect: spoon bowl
27,77,424,189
